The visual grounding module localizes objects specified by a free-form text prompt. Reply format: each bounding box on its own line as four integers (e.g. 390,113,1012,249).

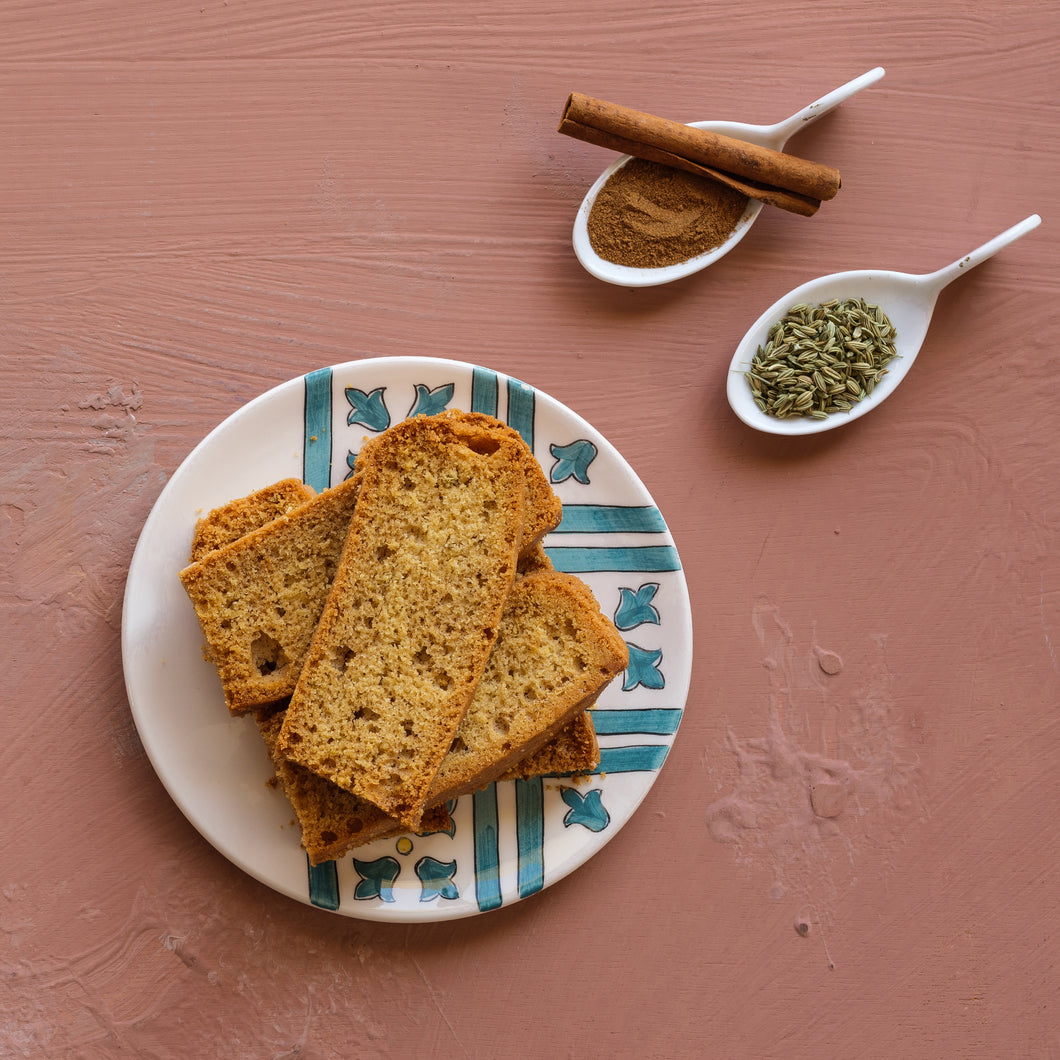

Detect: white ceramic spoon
572,67,886,288
725,213,1042,436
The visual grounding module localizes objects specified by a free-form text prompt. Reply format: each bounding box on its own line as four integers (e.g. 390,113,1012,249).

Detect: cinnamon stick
559,93,842,217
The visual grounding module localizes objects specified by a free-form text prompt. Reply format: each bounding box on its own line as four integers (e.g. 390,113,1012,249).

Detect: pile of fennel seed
745,298,898,420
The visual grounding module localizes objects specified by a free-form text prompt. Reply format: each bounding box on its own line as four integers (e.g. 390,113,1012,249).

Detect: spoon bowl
573,67,886,287
725,214,1042,435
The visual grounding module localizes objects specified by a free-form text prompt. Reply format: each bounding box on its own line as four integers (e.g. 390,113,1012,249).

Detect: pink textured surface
2,1,1057,1056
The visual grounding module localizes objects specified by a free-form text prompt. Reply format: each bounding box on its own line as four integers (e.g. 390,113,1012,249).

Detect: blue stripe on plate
545,545,682,573
597,744,671,774
301,367,343,908
303,367,334,491
471,367,499,418
592,708,683,736
514,777,545,898
307,857,340,910
556,505,667,534
473,785,502,911
506,377,535,449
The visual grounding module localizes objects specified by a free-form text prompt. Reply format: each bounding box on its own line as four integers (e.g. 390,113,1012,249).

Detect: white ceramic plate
122,357,692,921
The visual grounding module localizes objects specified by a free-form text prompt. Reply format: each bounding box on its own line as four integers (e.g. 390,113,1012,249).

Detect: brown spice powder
587,158,749,269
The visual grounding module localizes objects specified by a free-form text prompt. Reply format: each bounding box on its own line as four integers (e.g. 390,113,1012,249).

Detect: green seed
742,297,899,421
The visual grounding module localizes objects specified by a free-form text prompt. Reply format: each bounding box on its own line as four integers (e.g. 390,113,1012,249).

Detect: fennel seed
743,297,898,421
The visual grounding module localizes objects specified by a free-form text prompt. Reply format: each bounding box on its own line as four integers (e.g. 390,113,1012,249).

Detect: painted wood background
2,0,1057,1055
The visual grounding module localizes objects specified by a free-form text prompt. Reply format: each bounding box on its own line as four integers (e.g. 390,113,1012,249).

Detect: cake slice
178,475,362,713
277,413,528,828
424,568,627,804
190,478,316,561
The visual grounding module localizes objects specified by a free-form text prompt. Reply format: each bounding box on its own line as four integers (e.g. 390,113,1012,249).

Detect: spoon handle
921,214,1043,293
770,67,886,146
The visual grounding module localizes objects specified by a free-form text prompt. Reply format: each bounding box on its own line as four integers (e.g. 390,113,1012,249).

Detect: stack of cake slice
179,410,628,864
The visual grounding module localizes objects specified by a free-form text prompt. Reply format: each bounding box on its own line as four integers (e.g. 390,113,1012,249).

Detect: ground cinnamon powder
587,158,749,268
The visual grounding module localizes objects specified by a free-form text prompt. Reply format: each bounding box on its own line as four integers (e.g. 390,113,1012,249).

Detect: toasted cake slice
190,478,316,562
277,414,528,828
425,569,626,804
178,475,362,713
355,410,561,559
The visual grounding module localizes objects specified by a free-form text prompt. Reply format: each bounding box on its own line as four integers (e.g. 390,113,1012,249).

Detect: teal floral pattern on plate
615,583,662,630
415,857,460,902
353,856,400,902
623,643,666,691
409,382,455,418
561,787,611,832
344,385,390,432
549,438,598,484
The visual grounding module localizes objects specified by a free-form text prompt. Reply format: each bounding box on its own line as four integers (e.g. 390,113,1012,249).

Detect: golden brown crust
517,541,555,576
501,710,600,781
190,478,316,562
